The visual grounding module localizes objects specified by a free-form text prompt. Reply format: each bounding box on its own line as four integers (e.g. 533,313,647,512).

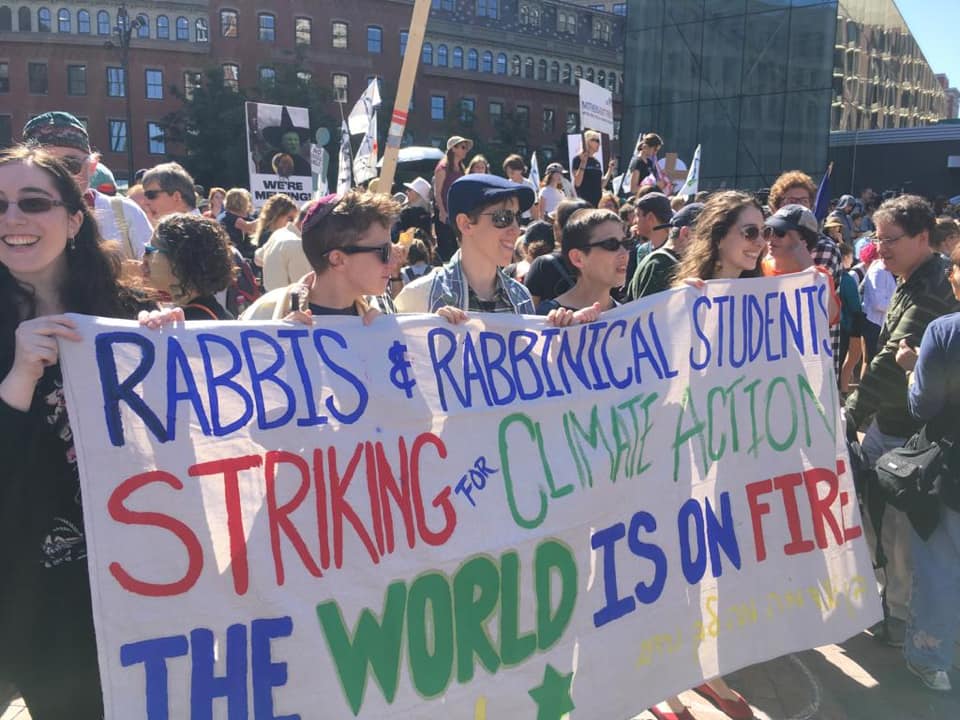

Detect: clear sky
896,0,960,93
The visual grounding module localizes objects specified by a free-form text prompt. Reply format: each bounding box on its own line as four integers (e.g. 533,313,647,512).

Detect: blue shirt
909,311,960,422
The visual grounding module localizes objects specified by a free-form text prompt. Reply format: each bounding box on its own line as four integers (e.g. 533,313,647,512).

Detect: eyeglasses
0,197,68,215
585,236,635,252
59,155,89,175
874,233,907,246
143,189,169,200
328,243,392,263
143,243,169,255
762,226,787,239
479,209,520,228
739,224,763,242
783,196,812,208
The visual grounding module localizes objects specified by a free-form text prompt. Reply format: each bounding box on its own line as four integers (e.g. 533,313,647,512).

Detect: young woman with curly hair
0,144,180,718
252,193,298,250
143,213,237,320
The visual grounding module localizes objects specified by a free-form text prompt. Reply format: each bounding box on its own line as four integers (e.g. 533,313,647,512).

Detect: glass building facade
622,0,838,190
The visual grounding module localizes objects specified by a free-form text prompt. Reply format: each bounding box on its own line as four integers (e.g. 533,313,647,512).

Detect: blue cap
447,173,535,223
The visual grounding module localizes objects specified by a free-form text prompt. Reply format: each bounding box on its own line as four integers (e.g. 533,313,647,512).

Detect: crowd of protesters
3,109,960,719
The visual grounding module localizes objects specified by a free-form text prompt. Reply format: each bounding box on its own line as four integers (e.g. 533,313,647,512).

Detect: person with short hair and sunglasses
21,111,152,262
140,161,202,227
536,209,628,316
241,190,400,323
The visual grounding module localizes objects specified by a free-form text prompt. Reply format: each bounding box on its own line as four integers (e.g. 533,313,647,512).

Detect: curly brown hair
153,214,235,297
672,190,763,285
253,193,298,246
767,171,816,212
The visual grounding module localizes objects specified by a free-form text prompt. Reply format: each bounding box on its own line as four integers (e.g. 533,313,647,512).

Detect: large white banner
60,271,880,719
245,102,317,208
578,78,614,136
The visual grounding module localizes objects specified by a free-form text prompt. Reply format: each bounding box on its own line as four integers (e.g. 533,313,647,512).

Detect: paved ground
3,631,958,719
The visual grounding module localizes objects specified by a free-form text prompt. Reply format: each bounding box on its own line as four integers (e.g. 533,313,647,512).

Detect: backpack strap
182,302,219,320
109,196,135,259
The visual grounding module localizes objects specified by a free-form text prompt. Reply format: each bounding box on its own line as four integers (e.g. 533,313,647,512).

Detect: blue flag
813,162,833,223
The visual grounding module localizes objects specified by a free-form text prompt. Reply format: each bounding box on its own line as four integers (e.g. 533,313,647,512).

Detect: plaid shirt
812,235,843,378
467,281,526,313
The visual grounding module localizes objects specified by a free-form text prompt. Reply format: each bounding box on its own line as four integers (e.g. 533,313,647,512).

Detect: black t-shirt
309,302,360,316
524,253,575,302
183,294,234,320
572,155,603,207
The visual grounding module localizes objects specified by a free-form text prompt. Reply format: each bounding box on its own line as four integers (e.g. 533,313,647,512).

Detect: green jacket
846,253,960,437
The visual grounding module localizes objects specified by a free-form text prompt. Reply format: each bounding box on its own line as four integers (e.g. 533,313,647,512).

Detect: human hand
608,159,618,172
9,315,81,383
895,339,917,372
138,307,186,329
361,307,382,326
681,277,706,289
572,302,602,324
436,306,468,325
545,307,576,327
283,309,314,326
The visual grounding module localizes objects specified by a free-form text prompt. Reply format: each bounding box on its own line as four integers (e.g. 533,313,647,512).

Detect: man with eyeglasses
139,162,201,226
844,195,960,649
21,111,152,261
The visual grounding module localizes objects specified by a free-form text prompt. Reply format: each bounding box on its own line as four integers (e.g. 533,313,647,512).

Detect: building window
437,44,448,66
0,63,8,93
108,119,127,153
297,71,311,85
524,57,534,79
259,66,276,85
77,10,90,33
96,10,108,35
586,67,594,82
400,31,408,56
147,122,165,154
57,8,70,32
156,15,169,39
367,26,382,53
562,63,572,84
489,101,503,125
295,18,312,45
431,95,445,120
459,98,475,125
0,8,10,32
184,71,201,100
136,14,148,38
176,16,189,40
38,7,52,32
550,61,559,83
565,111,578,133
592,20,610,43
597,69,605,87
607,71,617,92
258,13,275,42
106,67,125,97
481,51,493,73
66,65,86,95
511,55,521,76
542,108,555,133
515,105,529,127
613,3,626,15
537,59,547,81
331,21,348,48
0,115,11,148
145,69,163,99
575,65,583,80
452,47,463,68
220,9,238,38
476,0,498,18
432,0,453,9
529,7,540,27
333,73,348,103
467,49,478,71
519,5,528,24
222,63,239,91
557,11,576,34
422,42,433,64
496,53,507,75
195,18,208,42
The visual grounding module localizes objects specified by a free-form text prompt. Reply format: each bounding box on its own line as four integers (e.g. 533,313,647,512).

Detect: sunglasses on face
586,236,635,252
143,189,169,200
478,209,521,228
329,243,392,263
143,243,169,255
739,224,763,241
783,196,812,208
0,197,68,215
59,155,89,175
762,226,787,239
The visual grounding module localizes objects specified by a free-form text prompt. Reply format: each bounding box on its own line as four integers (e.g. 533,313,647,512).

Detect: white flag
347,78,382,135
353,111,379,185
529,152,540,198
336,120,353,195
675,144,701,197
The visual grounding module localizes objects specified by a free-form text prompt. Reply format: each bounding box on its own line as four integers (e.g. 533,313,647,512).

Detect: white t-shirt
539,185,565,217
256,224,312,292
861,259,896,327
91,190,152,260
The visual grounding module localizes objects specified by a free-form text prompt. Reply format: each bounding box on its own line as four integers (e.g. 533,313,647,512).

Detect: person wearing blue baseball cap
394,174,597,326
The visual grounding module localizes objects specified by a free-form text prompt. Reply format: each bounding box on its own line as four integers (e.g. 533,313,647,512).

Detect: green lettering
499,413,548,529
797,373,835,444
453,555,502,683
672,386,707,483
499,551,537,666
406,572,454,698
535,540,578,651
765,377,798,451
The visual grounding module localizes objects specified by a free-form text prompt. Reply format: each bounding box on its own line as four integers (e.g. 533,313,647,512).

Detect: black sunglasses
585,236,635,252
762,226,787,239
328,244,392,263
479,209,520,228
0,197,68,215
59,156,88,175
143,189,169,200
739,224,763,241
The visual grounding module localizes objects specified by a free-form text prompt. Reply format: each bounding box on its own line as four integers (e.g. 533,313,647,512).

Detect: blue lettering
689,296,711,370
190,624,248,720
313,329,368,424
591,522,635,627
507,330,545,401
241,330,296,431
197,334,253,436
278,329,328,428
97,331,165,447
627,511,667,604
120,634,189,720
251,616,299,720
427,327,464,412
478,331,516,406
165,337,210,442
678,498,707,585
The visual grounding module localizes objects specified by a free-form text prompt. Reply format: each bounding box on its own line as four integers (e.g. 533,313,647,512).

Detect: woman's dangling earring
67,236,76,251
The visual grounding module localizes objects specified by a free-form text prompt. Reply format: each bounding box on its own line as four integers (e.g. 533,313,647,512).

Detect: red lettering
364,442,386,556
803,467,843,549
107,470,203,597
745,478,773,562
376,437,415,554
773,472,815,555
189,455,263,596
410,433,457,545
836,459,863,541
328,444,380,568
265,450,322,585
313,449,331,570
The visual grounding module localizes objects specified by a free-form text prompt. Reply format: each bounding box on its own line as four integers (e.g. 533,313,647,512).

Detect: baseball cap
22,111,91,152
447,173,535,222
544,162,567,175
765,204,819,235
654,202,703,231
636,192,673,223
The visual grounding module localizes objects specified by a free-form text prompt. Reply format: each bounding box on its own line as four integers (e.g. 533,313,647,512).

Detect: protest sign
60,270,881,719
578,78,614,136
245,102,316,208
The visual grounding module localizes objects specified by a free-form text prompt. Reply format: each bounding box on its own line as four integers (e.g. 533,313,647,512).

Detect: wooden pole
379,0,431,192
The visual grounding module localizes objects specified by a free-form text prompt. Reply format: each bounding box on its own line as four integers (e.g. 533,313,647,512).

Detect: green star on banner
528,663,575,720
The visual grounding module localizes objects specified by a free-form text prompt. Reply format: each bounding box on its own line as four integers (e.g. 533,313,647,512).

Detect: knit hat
22,111,91,152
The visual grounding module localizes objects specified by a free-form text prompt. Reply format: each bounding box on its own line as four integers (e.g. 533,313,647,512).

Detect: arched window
176,16,188,40
496,52,507,74
96,10,109,34
37,7,52,32
519,5,528,25
156,15,169,38
550,60,559,83
511,55,521,76
136,14,149,38
18,7,31,31
529,7,540,27
608,72,617,93
57,8,70,32
77,9,90,33
437,44,448,66
481,51,493,73
467,48,478,71
452,46,463,68
585,67,594,82
195,18,208,41
575,65,583,80
597,69,605,87
524,57,534,79
537,59,547,81
422,42,433,64
562,63,572,84
0,7,10,32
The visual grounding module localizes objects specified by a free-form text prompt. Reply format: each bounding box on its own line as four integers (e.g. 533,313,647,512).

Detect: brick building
0,0,624,180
